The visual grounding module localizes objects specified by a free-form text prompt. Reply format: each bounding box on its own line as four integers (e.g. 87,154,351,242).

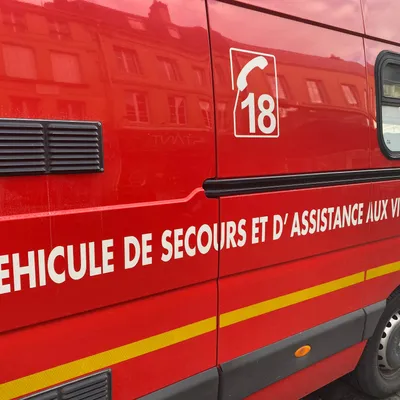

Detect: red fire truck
2,0,400,399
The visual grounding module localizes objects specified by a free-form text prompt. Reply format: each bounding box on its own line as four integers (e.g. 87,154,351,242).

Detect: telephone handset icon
236,56,268,91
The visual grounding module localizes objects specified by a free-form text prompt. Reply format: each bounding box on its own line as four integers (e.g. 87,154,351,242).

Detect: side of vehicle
1,0,400,399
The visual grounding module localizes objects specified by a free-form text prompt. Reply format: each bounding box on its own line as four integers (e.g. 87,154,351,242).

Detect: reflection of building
0,1,106,121
212,31,367,120
0,0,372,200
0,0,218,204
0,0,368,129
0,0,215,130
210,29,368,170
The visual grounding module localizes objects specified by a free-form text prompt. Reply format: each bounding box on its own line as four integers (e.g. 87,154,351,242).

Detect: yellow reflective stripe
366,261,400,280
219,272,365,328
0,317,216,400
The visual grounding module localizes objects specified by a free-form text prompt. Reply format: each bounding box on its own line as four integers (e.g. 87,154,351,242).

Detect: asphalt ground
304,379,400,400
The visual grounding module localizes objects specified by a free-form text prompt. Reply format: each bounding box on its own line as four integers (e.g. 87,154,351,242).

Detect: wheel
354,289,400,398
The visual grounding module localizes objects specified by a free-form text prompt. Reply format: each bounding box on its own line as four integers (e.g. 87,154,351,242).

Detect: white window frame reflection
168,96,186,125
306,80,323,104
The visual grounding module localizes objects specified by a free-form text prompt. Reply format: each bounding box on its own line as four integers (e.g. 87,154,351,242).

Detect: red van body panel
0,0,218,333
1,0,400,399
235,0,365,33
0,0,218,398
362,0,400,43
208,1,369,178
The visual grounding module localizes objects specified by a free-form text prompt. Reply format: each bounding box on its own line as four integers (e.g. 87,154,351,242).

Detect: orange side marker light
294,345,311,358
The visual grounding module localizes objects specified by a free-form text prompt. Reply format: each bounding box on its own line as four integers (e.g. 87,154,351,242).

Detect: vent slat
0,148,45,154
50,165,102,172
48,130,98,136
49,137,99,143
0,166,46,173
49,143,99,148
48,123,98,130
0,155,45,160
50,154,99,160
51,159,99,164
0,121,43,129
50,149,100,154
0,142,45,148
0,135,44,141
0,160,46,166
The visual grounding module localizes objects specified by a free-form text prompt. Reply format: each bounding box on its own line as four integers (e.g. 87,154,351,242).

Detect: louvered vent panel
23,371,111,400
61,373,110,400
0,121,45,175
48,122,102,173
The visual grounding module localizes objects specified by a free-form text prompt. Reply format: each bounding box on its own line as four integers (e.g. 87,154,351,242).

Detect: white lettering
48,246,66,284
124,236,141,269
142,234,152,266
0,255,10,294
102,239,114,273
161,230,173,263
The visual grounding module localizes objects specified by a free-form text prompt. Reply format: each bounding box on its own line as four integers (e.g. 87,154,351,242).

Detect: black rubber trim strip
363,300,386,340
203,168,400,197
138,368,219,400
218,309,365,400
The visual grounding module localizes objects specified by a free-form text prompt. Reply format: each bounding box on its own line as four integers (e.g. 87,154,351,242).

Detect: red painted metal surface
218,242,369,362
0,281,217,399
0,0,218,398
235,0,365,33
0,0,400,399
219,184,371,277
208,0,369,178
0,0,218,333
362,0,400,43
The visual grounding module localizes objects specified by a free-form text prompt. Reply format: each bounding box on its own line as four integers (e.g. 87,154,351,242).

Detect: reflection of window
48,20,71,40
214,64,225,85
125,92,149,123
114,47,141,74
58,100,85,120
168,96,186,124
306,80,325,104
2,10,26,32
3,44,36,79
199,101,212,128
128,18,145,30
51,52,81,83
168,27,180,39
217,102,227,129
159,58,181,81
194,67,205,86
11,97,39,118
341,84,358,105
267,75,287,100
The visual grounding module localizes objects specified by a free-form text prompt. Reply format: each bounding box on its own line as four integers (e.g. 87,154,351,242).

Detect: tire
353,289,400,398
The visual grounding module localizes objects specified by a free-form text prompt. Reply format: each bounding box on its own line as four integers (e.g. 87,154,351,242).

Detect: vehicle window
376,51,400,157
